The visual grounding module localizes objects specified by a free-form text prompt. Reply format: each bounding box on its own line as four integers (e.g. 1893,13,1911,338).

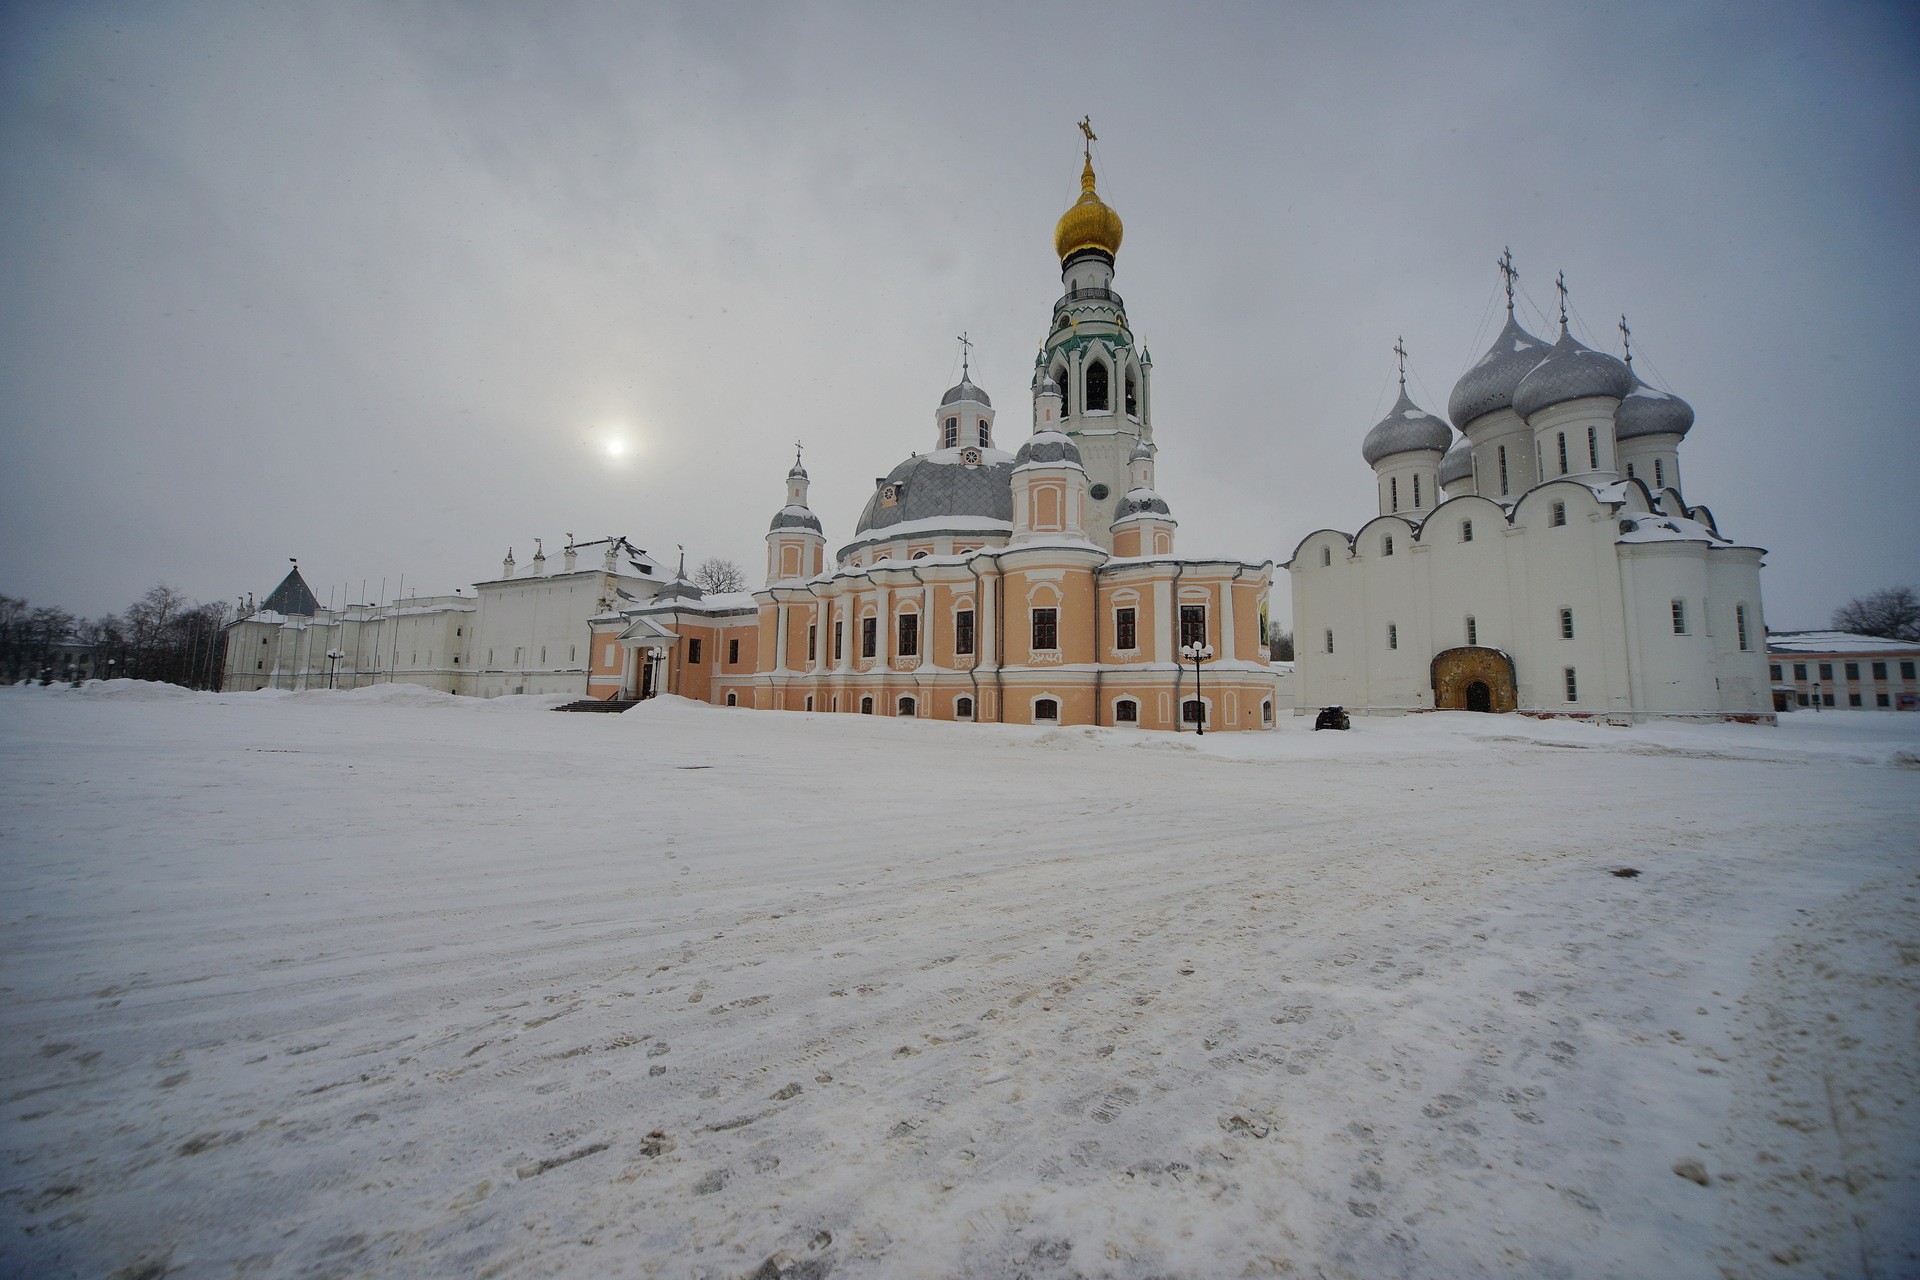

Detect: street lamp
1179,641,1214,734
1811,681,1821,712
326,649,346,689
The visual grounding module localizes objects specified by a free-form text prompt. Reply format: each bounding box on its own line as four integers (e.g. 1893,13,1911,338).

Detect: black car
1314,705,1351,731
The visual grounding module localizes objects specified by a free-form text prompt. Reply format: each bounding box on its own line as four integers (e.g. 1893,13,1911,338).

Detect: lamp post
1811,681,1821,712
326,648,346,690
1179,641,1214,734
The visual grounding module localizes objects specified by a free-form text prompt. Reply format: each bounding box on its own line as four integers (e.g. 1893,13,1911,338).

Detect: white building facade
1288,268,1771,723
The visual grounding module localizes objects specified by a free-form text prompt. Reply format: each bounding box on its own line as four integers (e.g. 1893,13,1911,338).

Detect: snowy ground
2,684,1917,1280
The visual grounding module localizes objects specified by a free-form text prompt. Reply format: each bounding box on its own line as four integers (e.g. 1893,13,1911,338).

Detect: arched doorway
1431,647,1517,713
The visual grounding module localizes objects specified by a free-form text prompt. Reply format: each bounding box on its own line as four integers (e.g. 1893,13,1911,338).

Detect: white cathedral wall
1465,408,1536,501
1618,541,1722,713
1706,548,1770,715
471,572,647,698
1373,453,1443,520
1528,398,1620,484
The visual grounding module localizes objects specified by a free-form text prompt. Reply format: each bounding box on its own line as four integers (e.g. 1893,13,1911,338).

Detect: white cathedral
1288,257,1771,722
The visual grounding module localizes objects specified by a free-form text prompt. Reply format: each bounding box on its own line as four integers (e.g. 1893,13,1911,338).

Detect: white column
1219,575,1237,661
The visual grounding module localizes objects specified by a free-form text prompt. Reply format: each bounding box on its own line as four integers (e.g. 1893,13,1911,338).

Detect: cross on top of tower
1497,247,1517,314
1618,315,1633,368
956,331,972,378
794,439,804,466
1555,271,1569,331
1393,336,1408,392
1078,115,1097,155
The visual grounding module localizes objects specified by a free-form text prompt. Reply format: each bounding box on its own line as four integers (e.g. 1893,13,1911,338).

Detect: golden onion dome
1053,152,1123,262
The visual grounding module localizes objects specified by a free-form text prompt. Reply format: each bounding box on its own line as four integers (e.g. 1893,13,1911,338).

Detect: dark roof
263,566,322,616
853,450,1015,536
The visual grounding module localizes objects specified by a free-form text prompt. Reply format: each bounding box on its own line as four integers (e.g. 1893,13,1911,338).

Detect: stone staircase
552,698,641,713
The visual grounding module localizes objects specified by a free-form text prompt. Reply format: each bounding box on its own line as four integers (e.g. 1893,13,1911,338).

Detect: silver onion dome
940,375,992,407
1362,390,1453,466
1448,312,1554,428
1013,431,1083,467
1438,435,1474,486
1614,376,1695,440
1113,487,1172,519
1512,328,1633,420
768,506,822,533
853,452,1015,536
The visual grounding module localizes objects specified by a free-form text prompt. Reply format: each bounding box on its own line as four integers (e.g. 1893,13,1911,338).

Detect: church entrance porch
1432,646,1517,713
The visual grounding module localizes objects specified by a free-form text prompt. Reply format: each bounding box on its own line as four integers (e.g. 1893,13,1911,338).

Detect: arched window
860,696,874,714
1654,459,1666,488
1390,476,1399,511
1321,546,1332,567
1262,700,1274,724
977,418,991,448
805,695,814,711
1550,501,1567,527
1465,615,1478,646
1387,623,1398,650
898,695,916,717
1034,697,1059,722
944,417,959,448
725,692,737,706
1114,698,1139,723
1124,369,1138,416
955,695,974,720
1182,699,1205,724
1382,535,1394,556
1054,365,1071,415
1085,360,1110,412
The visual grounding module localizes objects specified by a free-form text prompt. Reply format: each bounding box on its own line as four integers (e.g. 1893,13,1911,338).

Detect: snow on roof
1615,513,1730,545
918,445,1015,466
1767,631,1920,654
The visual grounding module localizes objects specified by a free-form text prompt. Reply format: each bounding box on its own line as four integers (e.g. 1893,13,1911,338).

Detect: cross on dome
1394,336,1408,391
1618,315,1633,368
1556,270,1570,331
1497,247,1518,314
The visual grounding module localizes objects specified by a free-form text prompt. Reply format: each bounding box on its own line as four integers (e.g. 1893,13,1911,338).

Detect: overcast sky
3,1,1915,628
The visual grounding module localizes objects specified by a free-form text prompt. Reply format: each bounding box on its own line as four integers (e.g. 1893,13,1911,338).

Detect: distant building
1288,257,1770,723
222,537,666,696
1766,631,1920,711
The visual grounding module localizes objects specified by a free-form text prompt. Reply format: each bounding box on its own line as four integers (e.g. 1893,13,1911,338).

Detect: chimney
502,547,515,579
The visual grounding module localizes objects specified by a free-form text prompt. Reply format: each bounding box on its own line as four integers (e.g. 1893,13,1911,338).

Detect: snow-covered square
3,686,1916,1278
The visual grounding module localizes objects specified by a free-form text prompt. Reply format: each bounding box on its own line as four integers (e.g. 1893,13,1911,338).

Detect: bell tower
1039,117,1149,552
765,445,825,585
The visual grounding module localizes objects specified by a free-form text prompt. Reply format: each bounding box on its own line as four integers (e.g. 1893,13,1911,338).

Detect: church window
726,692,737,706
1262,699,1274,724
539,646,546,665
1872,661,1887,680
1461,520,1474,542
1736,606,1750,652
1564,667,1578,701
1086,360,1110,411
1587,426,1599,469
489,649,494,664
1325,628,1335,654
1115,606,1137,651
1031,607,1059,651
1626,462,1636,479
1466,616,1478,645
1413,475,1422,507
911,550,930,560
1390,476,1399,512
1387,623,1398,650
833,620,844,662
1180,605,1207,649
515,647,523,664
1550,502,1567,527
1382,535,1394,557
1557,432,1569,475
569,645,575,663
1035,698,1060,722
1125,369,1138,416
728,638,740,664
1793,663,1806,680
1089,483,1110,501
688,638,703,663
861,617,877,658
1321,546,1332,567
456,627,463,637
1181,699,1205,725
1654,459,1666,488
978,419,992,448
898,695,916,717
955,609,976,656
1560,608,1574,639
1498,446,1510,495
898,613,919,657
944,417,959,448
861,696,874,714
805,695,814,711
257,660,264,670
1115,698,1139,723
956,695,974,720
1671,600,1688,635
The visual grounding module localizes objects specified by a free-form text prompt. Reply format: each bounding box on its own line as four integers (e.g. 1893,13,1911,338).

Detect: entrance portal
1431,647,1517,713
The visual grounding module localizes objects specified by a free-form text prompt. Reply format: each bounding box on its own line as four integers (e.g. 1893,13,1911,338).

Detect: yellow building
591,131,1278,730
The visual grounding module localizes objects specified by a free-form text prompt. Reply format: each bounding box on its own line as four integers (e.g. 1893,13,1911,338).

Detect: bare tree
692,557,748,595
1832,586,1920,642
1268,629,1294,662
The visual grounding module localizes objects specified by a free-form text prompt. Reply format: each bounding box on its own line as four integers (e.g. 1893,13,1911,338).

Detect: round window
1089,483,1110,500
